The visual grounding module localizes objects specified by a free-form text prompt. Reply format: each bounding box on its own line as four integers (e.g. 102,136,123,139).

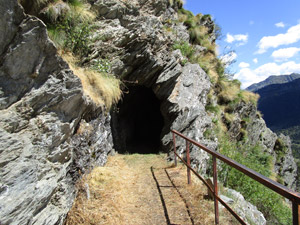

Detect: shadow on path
151,166,172,225
151,166,194,225
165,168,194,225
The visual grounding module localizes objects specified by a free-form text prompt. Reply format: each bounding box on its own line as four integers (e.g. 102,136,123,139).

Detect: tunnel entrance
111,86,164,154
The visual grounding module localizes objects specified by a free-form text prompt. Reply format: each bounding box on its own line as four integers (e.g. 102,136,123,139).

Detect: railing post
292,200,300,225
186,140,191,185
213,156,219,225
173,132,177,167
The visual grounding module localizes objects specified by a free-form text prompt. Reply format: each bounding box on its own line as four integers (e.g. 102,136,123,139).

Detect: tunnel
111,85,164,154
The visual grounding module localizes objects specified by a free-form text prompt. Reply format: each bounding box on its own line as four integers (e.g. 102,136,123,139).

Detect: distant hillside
247,73,300,92
248,74,300,156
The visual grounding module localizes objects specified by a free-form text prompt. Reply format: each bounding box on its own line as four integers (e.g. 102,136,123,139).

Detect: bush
218,136,292,224
62,17,92,57
205,104,220,114
274,138,288,163
173,41,195,59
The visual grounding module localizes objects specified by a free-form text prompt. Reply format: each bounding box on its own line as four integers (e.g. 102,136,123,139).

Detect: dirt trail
66,154,234,225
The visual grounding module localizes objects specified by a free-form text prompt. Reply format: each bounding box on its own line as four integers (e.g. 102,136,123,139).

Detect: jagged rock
225,189,267,225
227,101,297,189
159,63,213,172
0,1,113,224
1,0,298,224
275,134,297,188
220,195,234,204
91,0,213,173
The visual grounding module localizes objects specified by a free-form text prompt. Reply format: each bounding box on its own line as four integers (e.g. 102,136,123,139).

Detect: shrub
178,8,194,18
205,104,220,114
173,41,195,59
274,138,288,163
62,17,92,57
218,136,292,224
44,0,96,57
91,59,112,73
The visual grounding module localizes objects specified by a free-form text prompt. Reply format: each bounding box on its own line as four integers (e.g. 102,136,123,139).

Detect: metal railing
171,129,300,225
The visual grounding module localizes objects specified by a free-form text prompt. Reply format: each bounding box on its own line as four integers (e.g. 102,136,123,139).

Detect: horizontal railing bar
171,129,300,203
174,151,246,224
215,194,247,225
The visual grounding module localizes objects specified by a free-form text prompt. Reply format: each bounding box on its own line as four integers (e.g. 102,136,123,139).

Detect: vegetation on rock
168,6,295,224
218,135,292,224
14,0,297,224
19,0,122,110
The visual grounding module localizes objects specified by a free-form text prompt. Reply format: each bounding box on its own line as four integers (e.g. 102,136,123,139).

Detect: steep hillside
0,0,298,224
254,77,300,130
247,73,300,92
248,74,300,168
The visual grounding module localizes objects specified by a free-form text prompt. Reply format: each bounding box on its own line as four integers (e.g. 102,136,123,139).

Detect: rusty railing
171,129,300,225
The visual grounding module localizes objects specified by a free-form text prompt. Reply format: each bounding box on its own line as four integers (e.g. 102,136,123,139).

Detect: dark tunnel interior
111,86,164,154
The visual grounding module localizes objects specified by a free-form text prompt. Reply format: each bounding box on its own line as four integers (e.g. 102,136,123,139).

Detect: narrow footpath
66,154,235,225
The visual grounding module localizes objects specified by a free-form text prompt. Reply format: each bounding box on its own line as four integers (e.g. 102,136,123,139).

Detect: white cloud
271,47,300,61
220,51,237,66
225,33,248,46
275,22,285,28
235,61,300,89
239,62,250,68
253,58,258,64
234,68,262,89
249,21,254,26
256,23,300,54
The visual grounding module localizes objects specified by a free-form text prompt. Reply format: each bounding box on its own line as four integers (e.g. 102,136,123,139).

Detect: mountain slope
249,75,300,157
247,73,300,92
255,77,300,130
0,0,297,224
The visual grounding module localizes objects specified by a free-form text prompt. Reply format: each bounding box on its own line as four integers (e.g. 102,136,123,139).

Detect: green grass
173,41,195,59
218,135,293,224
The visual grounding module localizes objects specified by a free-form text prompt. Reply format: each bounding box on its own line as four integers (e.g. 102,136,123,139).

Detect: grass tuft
62,53,122,109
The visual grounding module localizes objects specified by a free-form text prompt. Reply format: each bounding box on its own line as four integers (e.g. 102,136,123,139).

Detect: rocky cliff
248,75,300,158
0,0,298,224
0,1,113,224
247,74,300,189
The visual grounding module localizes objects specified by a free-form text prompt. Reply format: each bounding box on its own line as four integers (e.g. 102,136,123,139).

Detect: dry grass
66,164,125,224
217,80,240,104
167,163,239,225
68,2,96,22
66,154,169,225
66,154,236,225
194,51,218,80
240,90,260,105
62,53,122,109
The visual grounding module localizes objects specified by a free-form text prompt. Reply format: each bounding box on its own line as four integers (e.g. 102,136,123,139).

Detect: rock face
0,0,298,224
250,76,300,169
225,101,297,189
91,0,214,171
247,74,300,188
0,1,113,224
224,188,266,225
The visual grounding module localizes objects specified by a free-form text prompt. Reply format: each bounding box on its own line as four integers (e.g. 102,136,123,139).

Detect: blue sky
183,0,300,88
